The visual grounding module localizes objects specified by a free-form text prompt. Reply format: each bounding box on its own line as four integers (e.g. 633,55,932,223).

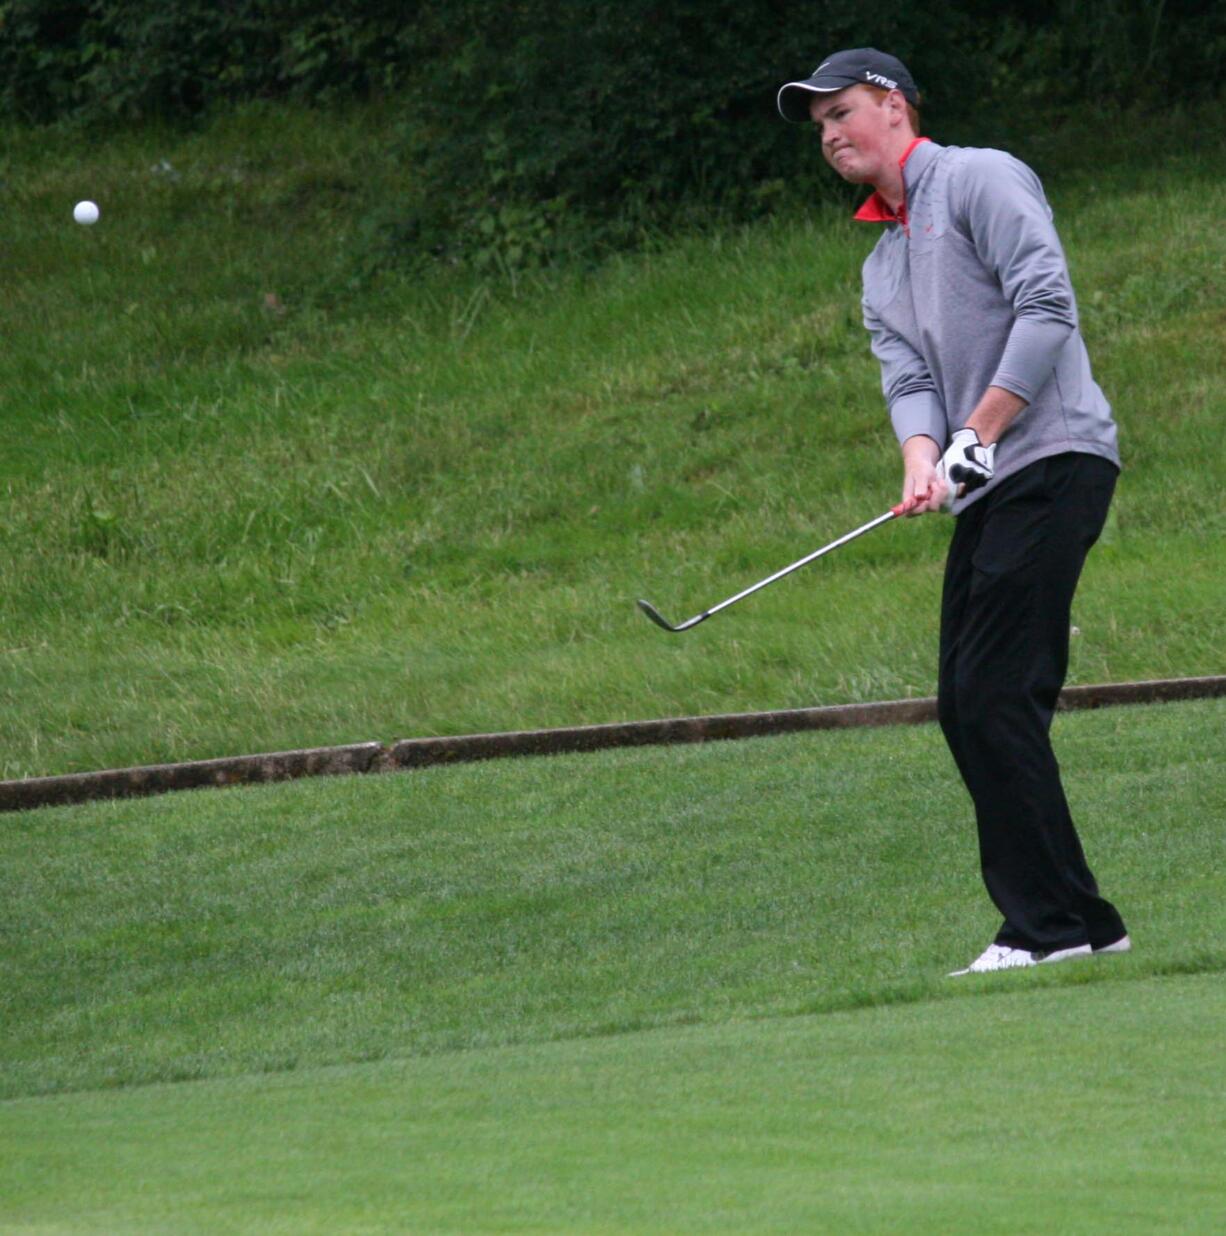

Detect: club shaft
700,508,898,621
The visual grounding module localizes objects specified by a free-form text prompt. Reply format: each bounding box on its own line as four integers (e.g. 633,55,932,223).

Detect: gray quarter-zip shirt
860,140,1119,511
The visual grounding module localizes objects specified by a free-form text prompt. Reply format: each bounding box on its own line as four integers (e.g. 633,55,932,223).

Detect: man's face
809,85,900,185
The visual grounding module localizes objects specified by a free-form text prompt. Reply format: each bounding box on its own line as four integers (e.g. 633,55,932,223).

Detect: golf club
637,500,911,633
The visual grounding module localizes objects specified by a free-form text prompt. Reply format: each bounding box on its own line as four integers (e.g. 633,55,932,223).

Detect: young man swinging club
777,49,1131,975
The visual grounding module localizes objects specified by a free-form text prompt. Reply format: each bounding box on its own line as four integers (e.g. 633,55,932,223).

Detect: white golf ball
73,200,100,226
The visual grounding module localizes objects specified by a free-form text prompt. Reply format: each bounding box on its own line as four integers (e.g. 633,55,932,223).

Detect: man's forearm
966,385,1027,445
902,433,940,467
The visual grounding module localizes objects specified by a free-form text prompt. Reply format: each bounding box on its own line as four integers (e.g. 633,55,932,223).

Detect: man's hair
866,84,922,136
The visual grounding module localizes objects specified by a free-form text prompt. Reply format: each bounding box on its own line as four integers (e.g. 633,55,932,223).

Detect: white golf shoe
1093,934,1132,955
948,941,1092,977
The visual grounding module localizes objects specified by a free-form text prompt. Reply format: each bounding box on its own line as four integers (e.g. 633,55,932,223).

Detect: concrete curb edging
2,675,1223,815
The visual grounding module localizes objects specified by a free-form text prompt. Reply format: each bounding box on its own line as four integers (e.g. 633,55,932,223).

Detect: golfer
778,49,1131,975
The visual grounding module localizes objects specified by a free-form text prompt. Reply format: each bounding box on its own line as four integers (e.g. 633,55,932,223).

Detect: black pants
938,452,1127,953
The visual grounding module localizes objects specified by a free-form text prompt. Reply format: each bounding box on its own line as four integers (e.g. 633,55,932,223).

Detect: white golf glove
938,428,996,509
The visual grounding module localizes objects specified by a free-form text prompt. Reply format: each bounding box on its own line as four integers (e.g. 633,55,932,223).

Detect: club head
637,599,713,633
637,599,679,632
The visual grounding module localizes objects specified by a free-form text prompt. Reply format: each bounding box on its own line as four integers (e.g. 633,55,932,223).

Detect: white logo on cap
813,61,832,74
865,71,899,89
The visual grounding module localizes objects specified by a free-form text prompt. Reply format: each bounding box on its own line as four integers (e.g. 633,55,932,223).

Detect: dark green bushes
2,1,1221,266
0,1,411,121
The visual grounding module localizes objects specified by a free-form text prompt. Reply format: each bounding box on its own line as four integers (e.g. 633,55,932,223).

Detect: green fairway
2,699,1224,1230
3,977,1223,1234
1,106,1223,779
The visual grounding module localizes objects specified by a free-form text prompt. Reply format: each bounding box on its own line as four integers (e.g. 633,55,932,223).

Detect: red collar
853,137,931,225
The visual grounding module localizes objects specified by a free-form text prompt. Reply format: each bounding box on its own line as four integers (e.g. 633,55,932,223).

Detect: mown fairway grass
0,104,1223,778
1,699,1224,1231
5,977,1224,1234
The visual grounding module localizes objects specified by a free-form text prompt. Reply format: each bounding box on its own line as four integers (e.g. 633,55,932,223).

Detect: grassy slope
1,698,1224,1232
2,102,1223,1235
0,105,1223,778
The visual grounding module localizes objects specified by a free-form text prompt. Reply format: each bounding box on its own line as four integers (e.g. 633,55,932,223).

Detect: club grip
890,487,937,517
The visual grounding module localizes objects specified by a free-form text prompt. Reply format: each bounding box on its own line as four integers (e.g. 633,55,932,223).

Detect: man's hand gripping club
898,387,1022,514
900,429,996,514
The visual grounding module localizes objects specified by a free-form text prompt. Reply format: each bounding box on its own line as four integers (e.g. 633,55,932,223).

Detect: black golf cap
777,48,920,123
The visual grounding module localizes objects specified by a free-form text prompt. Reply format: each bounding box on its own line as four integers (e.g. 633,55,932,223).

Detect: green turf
0,104,1223,778
2,698,1222,1229
1,100,1223,1231
2,699,1222,1104
3,975,1223,1234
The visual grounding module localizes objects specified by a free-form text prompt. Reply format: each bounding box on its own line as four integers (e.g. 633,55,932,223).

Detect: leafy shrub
0,0,410,122
2,0,1220,267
